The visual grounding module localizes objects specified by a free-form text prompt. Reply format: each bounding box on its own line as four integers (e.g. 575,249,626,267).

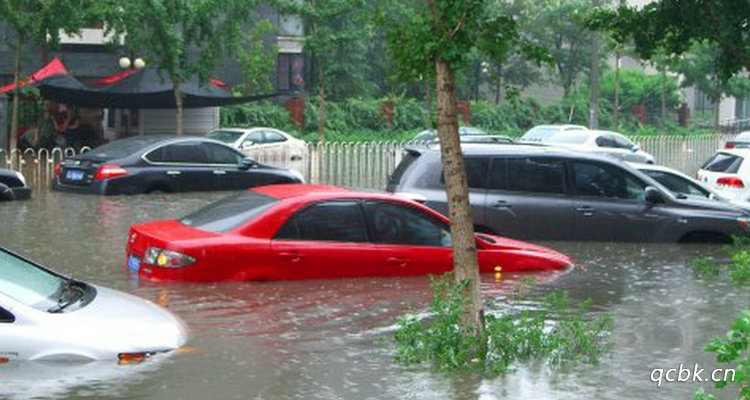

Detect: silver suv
387,144,750,242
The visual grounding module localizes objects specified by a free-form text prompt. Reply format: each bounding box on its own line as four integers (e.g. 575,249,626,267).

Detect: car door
483,157,574,240
270,200,383,279
364,200,453,276
201,142,248,190
145,142,214,192
569,160,666,241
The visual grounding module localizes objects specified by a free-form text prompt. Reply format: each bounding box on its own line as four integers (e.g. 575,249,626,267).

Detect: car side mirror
645,186,665,204
239,157,256,170
631,144,640,153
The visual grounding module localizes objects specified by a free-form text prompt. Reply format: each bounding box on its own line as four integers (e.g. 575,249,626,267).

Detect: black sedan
0,169,31,200
52,135,304,195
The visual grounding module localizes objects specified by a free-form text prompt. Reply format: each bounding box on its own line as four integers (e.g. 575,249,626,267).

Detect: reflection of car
53,135,303,195
206,128,307,161
0,246,187,361
387,145,750,242
545,129,655,164
413,127,488,142
629,162,750,211
697,149,750,201
519,124,587,142
125,184,572,282
0,169,30,201
725,131,750,149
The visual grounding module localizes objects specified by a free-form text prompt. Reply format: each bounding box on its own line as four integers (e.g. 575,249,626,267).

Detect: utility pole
589,0,601,129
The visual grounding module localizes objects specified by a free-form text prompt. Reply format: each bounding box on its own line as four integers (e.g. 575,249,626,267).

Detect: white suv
697,149,750,201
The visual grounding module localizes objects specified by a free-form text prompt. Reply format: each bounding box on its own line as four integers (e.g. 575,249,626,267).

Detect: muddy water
0,189,741,400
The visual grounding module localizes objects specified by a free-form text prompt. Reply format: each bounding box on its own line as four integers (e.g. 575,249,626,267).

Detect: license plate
65,169,84,181
128,255,141,273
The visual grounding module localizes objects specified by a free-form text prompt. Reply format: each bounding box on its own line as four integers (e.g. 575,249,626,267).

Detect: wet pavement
0,188,742,400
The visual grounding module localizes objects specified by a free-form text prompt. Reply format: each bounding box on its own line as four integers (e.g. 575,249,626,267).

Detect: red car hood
479,234,572,264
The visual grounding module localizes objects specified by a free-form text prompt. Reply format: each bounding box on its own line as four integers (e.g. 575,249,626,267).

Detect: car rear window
179,191,279,232
388,150,421,187
701,153,743,173
78,137,159,160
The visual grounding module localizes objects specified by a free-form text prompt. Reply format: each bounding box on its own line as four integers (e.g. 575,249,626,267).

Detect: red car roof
251,184,350,199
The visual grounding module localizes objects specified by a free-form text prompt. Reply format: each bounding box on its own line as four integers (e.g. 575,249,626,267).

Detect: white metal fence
1,134,732,190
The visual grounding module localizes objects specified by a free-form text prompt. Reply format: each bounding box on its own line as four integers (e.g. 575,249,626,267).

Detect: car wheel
145,184,171,194
679,231,732,244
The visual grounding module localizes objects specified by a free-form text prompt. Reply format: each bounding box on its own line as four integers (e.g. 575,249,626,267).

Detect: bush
393,274,613,375
694,310,750,400
220,102,295,132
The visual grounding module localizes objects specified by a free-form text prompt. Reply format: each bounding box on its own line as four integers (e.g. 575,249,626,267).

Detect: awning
0,58,68,93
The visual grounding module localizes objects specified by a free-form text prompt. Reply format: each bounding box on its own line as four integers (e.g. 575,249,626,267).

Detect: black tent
38,68,282,108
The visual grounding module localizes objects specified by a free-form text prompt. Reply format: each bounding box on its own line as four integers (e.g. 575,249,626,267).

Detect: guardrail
1,135,733,191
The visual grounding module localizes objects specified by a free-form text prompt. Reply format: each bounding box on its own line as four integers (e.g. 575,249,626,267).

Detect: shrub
694,310,750,400
220,102,295,132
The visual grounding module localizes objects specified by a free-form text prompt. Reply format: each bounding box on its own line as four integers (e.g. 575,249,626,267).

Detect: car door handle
576,206,595,216
213,169,227,175
492,200,512,208
166,170,181,176
279,251,303,263
387,257,408,267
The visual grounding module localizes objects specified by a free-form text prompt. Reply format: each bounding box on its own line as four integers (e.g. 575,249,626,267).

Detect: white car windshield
0,249,65,310
547,131,591,144
206,130,245,144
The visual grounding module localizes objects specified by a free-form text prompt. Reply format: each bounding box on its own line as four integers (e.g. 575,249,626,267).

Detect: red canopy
93,69,231,88
0,58,68,93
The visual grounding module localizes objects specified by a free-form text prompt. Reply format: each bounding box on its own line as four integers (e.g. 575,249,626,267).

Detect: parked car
544,129,655,164
629,162,750,211
0,169,30,201
0,246,187,361
519,124,588,142
205,127,307,161
697,148,750,201
413,127,488,142
125,184,571,282
725,131,750,149
52,135,304,195
387,145,750,242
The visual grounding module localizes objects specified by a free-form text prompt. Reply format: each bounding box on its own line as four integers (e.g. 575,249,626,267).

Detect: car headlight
144,247,196,268
13,171,26,187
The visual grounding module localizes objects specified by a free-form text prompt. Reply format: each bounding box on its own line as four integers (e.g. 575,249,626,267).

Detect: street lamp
119,56,146,70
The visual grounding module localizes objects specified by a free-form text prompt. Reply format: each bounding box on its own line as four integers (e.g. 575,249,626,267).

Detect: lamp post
118,56,145,70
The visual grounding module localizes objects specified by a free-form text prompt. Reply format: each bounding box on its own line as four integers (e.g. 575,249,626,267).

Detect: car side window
595,135,617,148
365,201,451,247
203,143,242,164
148,142,209,164
274,201,368,243
439,157,490,189
572,162,646,200
264,131,287,143
505,157,565,194
0,306,14,323
247,132,265,145
613,135,635,149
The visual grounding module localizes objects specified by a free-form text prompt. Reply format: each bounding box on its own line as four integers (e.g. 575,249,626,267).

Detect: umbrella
0,58,68,93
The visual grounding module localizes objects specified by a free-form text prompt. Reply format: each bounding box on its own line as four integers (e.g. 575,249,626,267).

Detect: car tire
144,184,171,194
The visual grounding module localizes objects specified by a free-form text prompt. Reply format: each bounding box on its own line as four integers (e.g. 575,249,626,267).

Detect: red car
125,184,572,282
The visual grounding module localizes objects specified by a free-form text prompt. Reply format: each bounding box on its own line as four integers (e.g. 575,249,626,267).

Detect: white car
725,131,750,149
206,127,307,161
697,149,750,201
0,247,187,361
629,162,750,211
544,129,655,164
519,124,588,142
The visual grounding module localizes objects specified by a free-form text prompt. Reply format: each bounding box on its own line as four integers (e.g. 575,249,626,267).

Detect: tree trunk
614,49,620,131
425,79,432,128
661,67,667,136
10,35,22,151
317,60,326,143
174,84,184,136
714,98,721,135
494,65,502,104
434,58,482,333
589,0,600,129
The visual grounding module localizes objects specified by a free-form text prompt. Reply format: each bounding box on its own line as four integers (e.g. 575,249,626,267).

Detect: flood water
0,188,743,400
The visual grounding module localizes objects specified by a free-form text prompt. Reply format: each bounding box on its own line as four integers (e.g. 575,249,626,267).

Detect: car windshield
522,127,560,141
641,169,712,199
701,153,744,173
547,131,591,145
459,127,486,136
206,130,244,144
180,191,279,232
78,137,159,160
0,248,65,311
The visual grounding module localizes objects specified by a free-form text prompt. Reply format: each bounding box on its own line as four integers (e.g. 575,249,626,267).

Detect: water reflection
0,189,740,399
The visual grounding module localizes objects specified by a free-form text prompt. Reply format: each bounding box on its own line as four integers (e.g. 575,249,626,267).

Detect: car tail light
94,164,128,180
726,142,736,149
144,247,196,268
54,163,61,176
118,352,149,364
717,176,745,188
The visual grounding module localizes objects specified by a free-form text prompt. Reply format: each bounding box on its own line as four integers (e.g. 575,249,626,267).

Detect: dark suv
387,144,750,242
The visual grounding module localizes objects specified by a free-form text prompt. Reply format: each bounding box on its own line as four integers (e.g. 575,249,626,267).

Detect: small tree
0,0,88,150
104,0,257,135
235,20,277,96
384,0,546,333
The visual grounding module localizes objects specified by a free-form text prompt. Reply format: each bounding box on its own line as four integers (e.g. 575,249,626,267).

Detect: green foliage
393,274,613,374
675,43,750,104
0,0,90,47
694,310,750,399
690,237,750,285
692,257,721,279
235,20,277,95
600,68,681,118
